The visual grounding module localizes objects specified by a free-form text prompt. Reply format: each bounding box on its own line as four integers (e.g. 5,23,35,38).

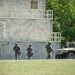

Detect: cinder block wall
0,41,61,59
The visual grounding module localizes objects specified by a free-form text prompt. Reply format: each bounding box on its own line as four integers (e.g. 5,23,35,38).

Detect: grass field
0,59,75,75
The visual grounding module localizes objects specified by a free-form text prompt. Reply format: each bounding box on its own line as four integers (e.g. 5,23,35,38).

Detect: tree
46,0,75,47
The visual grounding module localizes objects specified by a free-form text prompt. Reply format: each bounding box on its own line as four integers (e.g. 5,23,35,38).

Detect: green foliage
46,0,75,46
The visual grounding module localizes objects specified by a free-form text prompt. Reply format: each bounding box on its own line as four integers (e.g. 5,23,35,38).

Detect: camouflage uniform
45,42,53,59
27,45,33,59
13,43,21,59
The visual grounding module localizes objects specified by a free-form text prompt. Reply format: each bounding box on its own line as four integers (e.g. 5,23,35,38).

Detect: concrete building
0,0,61,59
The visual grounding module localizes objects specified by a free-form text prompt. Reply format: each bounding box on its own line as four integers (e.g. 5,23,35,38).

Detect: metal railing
51,32,61,42
0,7,53,19
0,32,61,42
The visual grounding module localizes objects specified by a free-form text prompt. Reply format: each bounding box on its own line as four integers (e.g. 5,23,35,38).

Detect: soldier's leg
30,57,31,59
47,52,50,59
15,53,17,59
28,56,30,59
17,54,21,60
28,56,31,59
28,53,31,59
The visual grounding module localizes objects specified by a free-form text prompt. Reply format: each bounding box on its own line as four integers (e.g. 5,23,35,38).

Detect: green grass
0,59,75,75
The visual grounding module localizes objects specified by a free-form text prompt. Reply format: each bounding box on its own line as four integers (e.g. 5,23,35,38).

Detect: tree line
46,0,75,47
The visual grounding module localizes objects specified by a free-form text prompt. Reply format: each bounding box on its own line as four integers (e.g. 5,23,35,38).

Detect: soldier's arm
27,48,28,51
50,46,54,52
13,46,15,51
52,49,54,52
31,48,33,51
45,45,47,48
18,46,20,51
51,48,54,52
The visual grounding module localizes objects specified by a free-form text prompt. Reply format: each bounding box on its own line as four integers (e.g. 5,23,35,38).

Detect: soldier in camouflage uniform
13,43,21,60
45,42,54,59
27,45,33,59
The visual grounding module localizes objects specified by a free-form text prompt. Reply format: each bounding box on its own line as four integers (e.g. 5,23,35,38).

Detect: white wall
4,19,52,41
0,0,45,9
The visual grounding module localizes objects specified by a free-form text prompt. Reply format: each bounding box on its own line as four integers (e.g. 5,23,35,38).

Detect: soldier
27,45,33,59
13,43,21,60
45,42,54,59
